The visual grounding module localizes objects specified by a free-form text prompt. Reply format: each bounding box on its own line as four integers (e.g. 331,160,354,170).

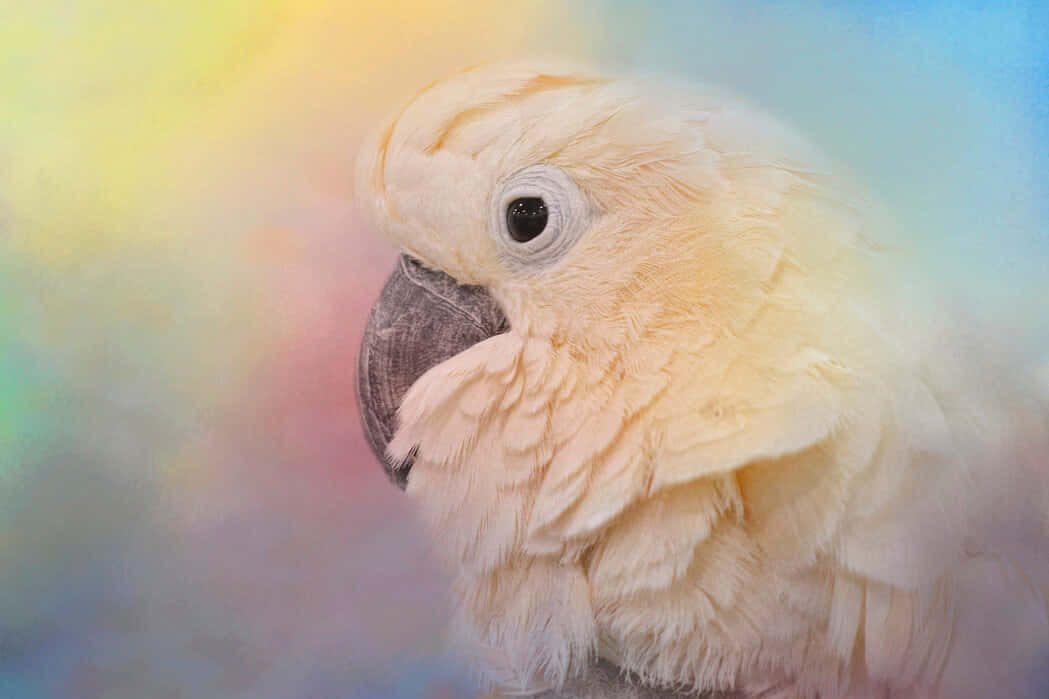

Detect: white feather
359,60,1049,697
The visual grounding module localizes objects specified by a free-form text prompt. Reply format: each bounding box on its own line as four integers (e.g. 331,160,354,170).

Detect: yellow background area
0,1,590,263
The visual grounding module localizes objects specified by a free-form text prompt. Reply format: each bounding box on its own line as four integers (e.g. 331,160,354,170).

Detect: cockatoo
355,61,1049,698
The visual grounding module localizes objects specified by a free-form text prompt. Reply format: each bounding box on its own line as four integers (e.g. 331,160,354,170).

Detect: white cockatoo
355,61,1049,698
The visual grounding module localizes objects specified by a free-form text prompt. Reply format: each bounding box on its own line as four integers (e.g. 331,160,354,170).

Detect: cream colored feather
357,60,1049,698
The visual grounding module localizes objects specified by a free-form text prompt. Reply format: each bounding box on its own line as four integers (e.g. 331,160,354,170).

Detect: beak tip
388,446,418,490
356,315,413,490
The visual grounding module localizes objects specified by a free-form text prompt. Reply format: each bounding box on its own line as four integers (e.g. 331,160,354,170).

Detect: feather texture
359,61,1049,697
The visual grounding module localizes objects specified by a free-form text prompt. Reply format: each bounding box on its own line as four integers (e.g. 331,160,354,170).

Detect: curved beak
356,255,508,489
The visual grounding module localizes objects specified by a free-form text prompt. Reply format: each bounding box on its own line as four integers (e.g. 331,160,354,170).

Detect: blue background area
589,0,1049,356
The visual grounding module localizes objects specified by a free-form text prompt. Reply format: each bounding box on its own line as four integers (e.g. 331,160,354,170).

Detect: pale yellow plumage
357,60,1049,697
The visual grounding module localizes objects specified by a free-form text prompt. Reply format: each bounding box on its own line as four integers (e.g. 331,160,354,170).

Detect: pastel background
1,2,1046,698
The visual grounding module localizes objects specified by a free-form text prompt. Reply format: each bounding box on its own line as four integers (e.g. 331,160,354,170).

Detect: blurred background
1,1,1046,697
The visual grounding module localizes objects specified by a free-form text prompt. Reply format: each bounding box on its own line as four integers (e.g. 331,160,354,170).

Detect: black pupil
506,197,548,242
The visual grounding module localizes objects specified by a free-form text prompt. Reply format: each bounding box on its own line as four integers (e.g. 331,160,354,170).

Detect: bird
354,60,1049,698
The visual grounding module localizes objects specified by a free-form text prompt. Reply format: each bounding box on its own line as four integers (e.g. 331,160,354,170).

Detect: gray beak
356,255,509,489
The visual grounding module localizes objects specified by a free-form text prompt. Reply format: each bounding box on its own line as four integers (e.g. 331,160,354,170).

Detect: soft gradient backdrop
2,2,1047,697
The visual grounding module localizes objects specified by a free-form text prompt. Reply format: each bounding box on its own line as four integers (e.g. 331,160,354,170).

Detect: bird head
355,60,863,489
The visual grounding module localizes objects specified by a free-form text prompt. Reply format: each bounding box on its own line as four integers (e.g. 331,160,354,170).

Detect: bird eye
491,164,592,272
506,197,548,242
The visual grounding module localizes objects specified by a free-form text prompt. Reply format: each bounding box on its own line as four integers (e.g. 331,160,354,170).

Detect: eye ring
490,164,592,271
